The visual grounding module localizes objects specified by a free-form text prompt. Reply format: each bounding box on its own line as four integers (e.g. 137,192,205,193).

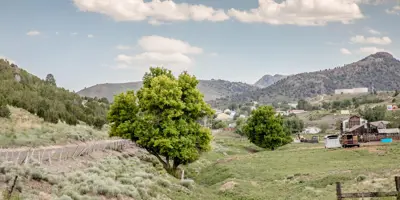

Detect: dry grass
0,107,108,148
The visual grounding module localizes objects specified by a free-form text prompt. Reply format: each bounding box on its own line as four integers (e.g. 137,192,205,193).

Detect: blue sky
0,0,399,91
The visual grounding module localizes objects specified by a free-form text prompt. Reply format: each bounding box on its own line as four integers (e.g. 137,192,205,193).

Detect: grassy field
0,106,109,148
184,131,400,200
2,130,400,199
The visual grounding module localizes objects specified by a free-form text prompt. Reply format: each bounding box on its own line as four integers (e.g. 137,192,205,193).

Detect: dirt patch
220,181,238,192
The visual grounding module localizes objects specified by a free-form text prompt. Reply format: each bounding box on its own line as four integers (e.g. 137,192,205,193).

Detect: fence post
336,182,342,200
395,176,400,200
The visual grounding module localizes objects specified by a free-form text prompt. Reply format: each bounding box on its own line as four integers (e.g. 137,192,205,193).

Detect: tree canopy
0,59,108,128
108,67,214,175
243,106,292,150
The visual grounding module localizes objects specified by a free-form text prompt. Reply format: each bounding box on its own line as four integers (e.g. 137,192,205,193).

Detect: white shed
324,135,342,149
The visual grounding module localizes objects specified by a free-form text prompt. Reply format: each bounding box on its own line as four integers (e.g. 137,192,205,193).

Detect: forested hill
77,79,258,102
0,59,108,128
210,52,400,107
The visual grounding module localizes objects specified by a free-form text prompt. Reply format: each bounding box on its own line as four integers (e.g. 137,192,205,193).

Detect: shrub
0,105,11,118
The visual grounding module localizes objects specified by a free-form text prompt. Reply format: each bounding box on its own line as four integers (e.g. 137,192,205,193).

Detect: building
340,110,350,115
276,110,289,116
288,103,298,108
303,127,321,134
334,87,368,95
341,115,368,133
288,110,306,114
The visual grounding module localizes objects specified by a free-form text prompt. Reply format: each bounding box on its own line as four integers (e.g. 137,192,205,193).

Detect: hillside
254,74,286,88
78,79,258,101
211,52,400,106
0,59,108,128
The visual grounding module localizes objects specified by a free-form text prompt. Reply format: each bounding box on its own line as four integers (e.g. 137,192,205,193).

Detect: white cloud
350,35,392,45
73,0,229,24
227,0,364,26
138,35,203,55
340,48,352,55
367,28,381,35
359,47,390,54
88,34,94,38
71,32,78,36
116,45,132,50
356,0,388,5
114,35,203,70
26,30,40,36
386,6,400,15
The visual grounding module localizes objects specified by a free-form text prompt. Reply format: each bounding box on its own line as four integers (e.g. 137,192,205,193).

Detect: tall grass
0,107,108,147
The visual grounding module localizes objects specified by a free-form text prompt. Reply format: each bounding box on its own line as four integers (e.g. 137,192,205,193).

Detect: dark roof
347,123,366,132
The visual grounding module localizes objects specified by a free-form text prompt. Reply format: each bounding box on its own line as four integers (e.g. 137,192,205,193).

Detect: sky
0,0,400,91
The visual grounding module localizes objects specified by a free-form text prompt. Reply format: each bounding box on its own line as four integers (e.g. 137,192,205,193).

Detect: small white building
324,135,342,149
288,103,298,108
303,127,321,134
334,87,368,95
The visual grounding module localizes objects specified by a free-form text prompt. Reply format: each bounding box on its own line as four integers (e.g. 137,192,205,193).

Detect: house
341,115,368,133
370,121,390,129
303,127,321,134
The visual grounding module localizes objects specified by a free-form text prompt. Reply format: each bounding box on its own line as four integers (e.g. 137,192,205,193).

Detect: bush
0,105,11,118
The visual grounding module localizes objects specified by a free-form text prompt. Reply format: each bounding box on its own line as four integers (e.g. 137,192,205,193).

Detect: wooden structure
340,134,360,148
336,176,400,199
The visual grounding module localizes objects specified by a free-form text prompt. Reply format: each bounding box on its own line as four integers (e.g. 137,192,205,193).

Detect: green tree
0,105,11,118
283,116,304,135
45,74,56,86
228,103,238,111
212,120,228,129
108,67,214,175
358,105,386,122
235,117,246,136
243,106,292,150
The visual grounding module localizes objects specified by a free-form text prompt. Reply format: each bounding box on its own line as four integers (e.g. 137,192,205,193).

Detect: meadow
184,131,400,200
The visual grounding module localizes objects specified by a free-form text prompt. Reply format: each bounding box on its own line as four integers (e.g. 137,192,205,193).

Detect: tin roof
378,128,400,134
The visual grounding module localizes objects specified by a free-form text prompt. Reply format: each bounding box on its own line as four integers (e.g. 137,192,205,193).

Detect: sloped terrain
254,74,286,88
77,79,258,102
210,52,400,106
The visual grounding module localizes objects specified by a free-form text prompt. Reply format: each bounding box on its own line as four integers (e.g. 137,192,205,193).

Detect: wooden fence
336,176,400,199
0,139,131,165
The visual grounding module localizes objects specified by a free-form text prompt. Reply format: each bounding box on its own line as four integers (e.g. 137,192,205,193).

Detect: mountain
77,79,259,102
254,74,287,88
210,52,400,106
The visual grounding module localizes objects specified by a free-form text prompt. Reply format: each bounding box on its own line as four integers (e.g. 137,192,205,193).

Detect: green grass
185,131,400,200
0,107,109,147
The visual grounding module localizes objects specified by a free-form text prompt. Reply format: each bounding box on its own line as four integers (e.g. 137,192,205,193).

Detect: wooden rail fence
0,140,131,165
336,176,400,199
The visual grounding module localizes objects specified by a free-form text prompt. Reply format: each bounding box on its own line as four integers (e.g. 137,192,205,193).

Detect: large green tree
243,106,292,150
108,67,214,175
